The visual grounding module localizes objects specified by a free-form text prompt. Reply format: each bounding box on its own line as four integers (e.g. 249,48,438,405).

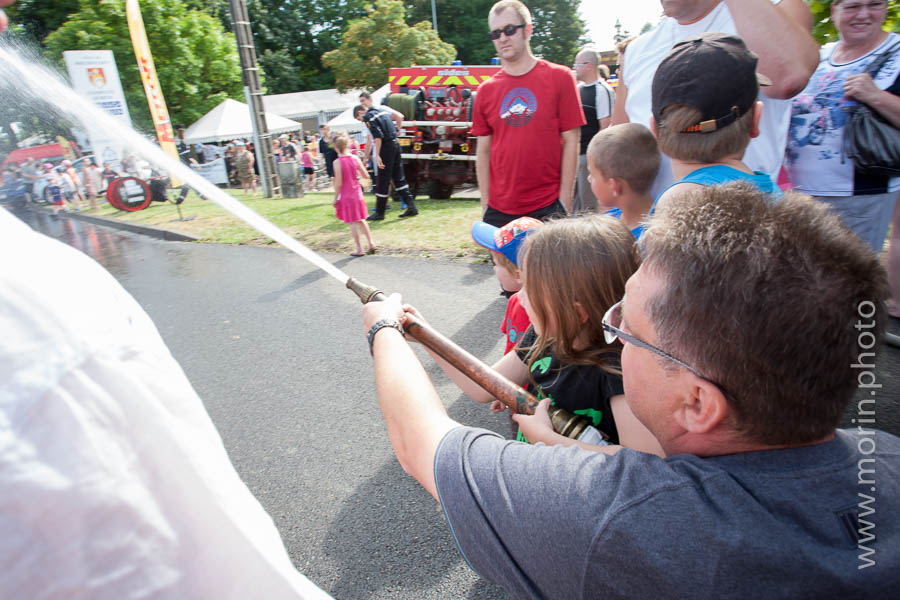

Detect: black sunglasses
489,23,526,41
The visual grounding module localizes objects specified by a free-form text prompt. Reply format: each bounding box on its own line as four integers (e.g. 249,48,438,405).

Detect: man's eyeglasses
489,23,526,41
601,299,732,400
572,62,590,68
838,1,887,12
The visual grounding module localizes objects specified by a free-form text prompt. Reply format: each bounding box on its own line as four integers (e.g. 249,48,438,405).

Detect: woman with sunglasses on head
784,0,900,254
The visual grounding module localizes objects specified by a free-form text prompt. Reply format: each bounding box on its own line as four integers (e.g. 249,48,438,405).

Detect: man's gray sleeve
433,427,623,599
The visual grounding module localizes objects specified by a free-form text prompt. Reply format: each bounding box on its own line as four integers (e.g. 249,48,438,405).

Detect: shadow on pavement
319,300,510,599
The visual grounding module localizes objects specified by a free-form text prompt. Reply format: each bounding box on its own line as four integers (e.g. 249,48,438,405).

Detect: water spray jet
0,41,602,444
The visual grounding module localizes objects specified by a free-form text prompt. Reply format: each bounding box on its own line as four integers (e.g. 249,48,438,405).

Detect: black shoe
398,208,419,218
366,213,384,221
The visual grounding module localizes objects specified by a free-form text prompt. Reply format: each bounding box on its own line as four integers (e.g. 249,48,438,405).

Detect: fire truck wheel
427,181,454,200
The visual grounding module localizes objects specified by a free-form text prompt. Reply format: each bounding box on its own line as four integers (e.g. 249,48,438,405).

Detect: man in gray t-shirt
362,182,900,598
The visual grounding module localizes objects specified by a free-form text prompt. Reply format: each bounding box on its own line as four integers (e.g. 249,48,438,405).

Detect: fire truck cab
382,65,499,199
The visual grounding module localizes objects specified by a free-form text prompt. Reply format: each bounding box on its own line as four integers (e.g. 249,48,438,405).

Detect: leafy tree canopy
247,0,369,94
406,0,493,64
529,0,586,64
405,0,585,66
42,0,243,133
4,0,80,45
808,0,900,44
323,0,456,91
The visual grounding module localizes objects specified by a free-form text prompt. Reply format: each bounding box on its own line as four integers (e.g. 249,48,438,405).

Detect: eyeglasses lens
841,1,886,11
602,302,622,344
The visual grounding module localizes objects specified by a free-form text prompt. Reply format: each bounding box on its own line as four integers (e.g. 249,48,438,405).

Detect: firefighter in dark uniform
354,104,418,220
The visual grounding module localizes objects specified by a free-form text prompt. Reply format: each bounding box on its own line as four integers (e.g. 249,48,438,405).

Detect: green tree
0,86,76,151
808,0,900,44
406,0,585,66
406,0,494,64
42,0,243,133
5,0,80,45
323,0,456,91
529,0,586,64
247,0,369,94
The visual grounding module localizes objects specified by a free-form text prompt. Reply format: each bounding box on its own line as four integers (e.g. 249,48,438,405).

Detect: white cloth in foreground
0,208,331,599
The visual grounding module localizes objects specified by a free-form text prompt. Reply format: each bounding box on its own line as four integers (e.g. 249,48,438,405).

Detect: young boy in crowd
471,217,544,353
40,163,65,216
651,32,781,207
586,123,660,240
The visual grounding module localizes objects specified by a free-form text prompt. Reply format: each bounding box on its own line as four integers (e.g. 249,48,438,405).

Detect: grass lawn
87,188,491,262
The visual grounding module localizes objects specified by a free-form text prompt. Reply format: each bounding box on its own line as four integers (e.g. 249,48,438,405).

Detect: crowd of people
2,0,900,597
365,0,900,598
1,154,112,214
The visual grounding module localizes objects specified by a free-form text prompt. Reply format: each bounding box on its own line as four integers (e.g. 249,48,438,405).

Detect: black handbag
842,41,900,177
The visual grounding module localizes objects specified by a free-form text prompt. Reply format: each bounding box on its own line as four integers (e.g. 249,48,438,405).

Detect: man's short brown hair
587,123,660,195
655,103,755,163
641,183,889,446
489,0,532,25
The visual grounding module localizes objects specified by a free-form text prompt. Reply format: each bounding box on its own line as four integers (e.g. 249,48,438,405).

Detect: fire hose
347,277,607,444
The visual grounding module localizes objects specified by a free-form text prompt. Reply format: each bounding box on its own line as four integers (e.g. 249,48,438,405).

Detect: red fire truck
383,64,500,199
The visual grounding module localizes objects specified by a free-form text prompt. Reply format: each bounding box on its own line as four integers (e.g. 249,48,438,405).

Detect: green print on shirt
527,355,604,427
518,358,557,443
574,407,604,428
531,356,552,375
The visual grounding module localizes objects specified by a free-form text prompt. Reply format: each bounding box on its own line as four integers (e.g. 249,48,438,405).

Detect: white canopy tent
183,98,302,144
326,84,392,135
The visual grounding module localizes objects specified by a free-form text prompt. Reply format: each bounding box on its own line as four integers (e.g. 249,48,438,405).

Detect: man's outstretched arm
726,0,818,99
363,294,460,500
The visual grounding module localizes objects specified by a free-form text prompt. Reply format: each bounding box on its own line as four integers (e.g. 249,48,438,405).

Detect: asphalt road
14,207,510,599
11,206,900,599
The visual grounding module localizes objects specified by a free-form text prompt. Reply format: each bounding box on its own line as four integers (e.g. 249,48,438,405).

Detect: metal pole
229,0,280,198
431,0,438,34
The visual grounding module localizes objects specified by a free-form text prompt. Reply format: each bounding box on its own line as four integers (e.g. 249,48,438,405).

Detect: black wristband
367,318,404,356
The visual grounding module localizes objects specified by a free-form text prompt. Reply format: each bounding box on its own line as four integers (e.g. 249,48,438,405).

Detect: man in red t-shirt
473,0,585,227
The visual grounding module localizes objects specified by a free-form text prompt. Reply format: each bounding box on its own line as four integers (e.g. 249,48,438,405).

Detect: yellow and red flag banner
126,0,180,167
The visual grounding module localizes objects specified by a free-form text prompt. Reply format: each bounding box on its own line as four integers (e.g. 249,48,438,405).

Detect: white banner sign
191,157,228,185
63,50,132,172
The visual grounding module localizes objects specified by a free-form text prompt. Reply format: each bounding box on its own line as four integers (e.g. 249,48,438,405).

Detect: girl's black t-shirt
515,326,624,444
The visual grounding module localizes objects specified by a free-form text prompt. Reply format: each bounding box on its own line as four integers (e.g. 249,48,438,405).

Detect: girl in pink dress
332,133,375,256
300,146,315,191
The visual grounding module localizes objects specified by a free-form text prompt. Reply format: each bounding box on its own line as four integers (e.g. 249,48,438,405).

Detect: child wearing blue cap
412,214,662,452
472,216,544,354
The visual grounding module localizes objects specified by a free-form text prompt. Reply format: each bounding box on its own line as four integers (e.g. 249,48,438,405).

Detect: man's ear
673,377,729,434
649,116,658,137
749,101,763,139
